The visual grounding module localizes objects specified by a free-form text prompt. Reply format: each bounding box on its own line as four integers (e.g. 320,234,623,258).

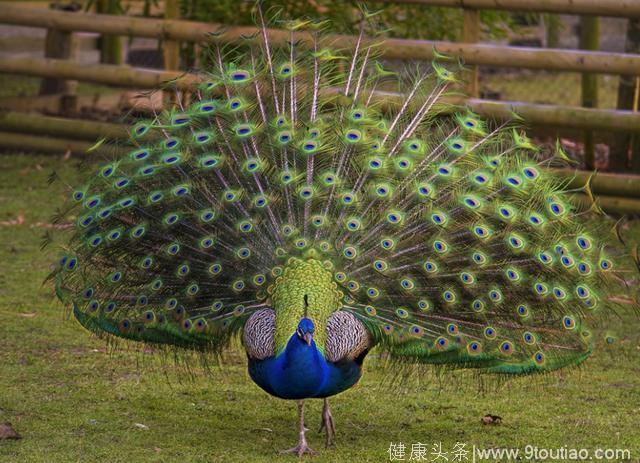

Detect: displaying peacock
50,6,634,456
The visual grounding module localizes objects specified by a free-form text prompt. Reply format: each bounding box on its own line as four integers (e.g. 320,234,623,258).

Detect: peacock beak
303,332,313,346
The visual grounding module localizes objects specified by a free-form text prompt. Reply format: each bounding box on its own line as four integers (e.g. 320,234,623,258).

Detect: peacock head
296,318,315,346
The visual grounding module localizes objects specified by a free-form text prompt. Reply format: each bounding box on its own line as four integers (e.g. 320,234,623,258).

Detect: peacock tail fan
50,6,636,373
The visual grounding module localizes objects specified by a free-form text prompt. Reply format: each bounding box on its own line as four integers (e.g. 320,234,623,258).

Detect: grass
0,154,639,462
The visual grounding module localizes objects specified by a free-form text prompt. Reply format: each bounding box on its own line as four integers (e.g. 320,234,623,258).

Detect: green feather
49,13,632,376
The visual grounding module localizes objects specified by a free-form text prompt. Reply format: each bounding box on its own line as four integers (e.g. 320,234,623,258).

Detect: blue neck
247,332,365,400
283,334,325,371
269,334,328,398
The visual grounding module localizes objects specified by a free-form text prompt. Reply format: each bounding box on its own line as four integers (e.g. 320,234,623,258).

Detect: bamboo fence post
39,3,79,108
163,0,181,71
610,19,640,172
632,76,640,173
97,0,124,65
462,8,481,98
163,0,181,108
613,18,640,173
580,15,600,170
545,14,560,48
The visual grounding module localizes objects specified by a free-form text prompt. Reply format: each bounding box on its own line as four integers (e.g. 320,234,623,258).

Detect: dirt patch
0,422,21,440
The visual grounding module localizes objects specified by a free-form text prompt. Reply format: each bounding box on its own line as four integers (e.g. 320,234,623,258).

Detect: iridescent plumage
49,5,633,456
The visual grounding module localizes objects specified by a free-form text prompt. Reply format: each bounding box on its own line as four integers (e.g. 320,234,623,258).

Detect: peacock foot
282,400,317,457
281,431,317,457
318,398,336,448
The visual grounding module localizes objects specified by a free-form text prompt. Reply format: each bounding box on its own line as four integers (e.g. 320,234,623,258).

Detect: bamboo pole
633,76,640,173
580,16,600,170
1,57,640,132
457,99,640,132
96,0,124,65
462,8,481,97
0,131,122,156
612,19,640,172
570,193,640,215
0,139,635,214
0,111,126,140
2,5,640,75
3,0,638,16
0,93,162,115
0,56,197,90
162,0,180,71
39,3,78,97
369,0,640,17
162,0,180,108
555,169,640,199
2,112,640,207
545,14,561,48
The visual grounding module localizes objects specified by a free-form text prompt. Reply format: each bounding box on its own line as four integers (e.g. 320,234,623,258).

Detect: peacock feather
49,5,635,454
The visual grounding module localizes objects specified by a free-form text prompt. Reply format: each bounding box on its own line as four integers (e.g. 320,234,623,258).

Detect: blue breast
248,334,362,400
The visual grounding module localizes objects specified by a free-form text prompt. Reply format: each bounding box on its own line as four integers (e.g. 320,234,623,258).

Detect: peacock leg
281,400,317,456
319,398,336,447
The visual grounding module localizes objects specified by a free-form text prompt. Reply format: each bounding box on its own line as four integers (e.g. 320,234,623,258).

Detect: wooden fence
2,4,640,76
0,1,640,212
1,4,639,127
373,0,640,17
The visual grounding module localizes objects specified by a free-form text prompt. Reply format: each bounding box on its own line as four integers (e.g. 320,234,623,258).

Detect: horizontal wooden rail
2,5,640,75
372,0,640,18
1,112,639,212
570,193,640,215
464,100,640,132
557,169,640,199
378,41,640,76
2,57,639,132
1,139,635,216
0,131,121,157
0,111,126,140
0,56,197,90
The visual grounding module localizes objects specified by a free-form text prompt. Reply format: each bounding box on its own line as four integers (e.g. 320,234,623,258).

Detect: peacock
50,6,633,456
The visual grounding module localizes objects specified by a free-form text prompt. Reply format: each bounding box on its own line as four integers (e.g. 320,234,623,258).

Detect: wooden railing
2,109,639,214
0,1,640,211
372,0,640,17
1,4,639,76
0,4,639,127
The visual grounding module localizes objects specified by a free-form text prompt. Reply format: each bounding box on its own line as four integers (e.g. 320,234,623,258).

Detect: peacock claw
281,436,317,457
318,398,336,448
282,400,317,456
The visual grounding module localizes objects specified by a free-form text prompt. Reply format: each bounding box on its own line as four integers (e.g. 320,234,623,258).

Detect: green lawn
1,154,639,462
